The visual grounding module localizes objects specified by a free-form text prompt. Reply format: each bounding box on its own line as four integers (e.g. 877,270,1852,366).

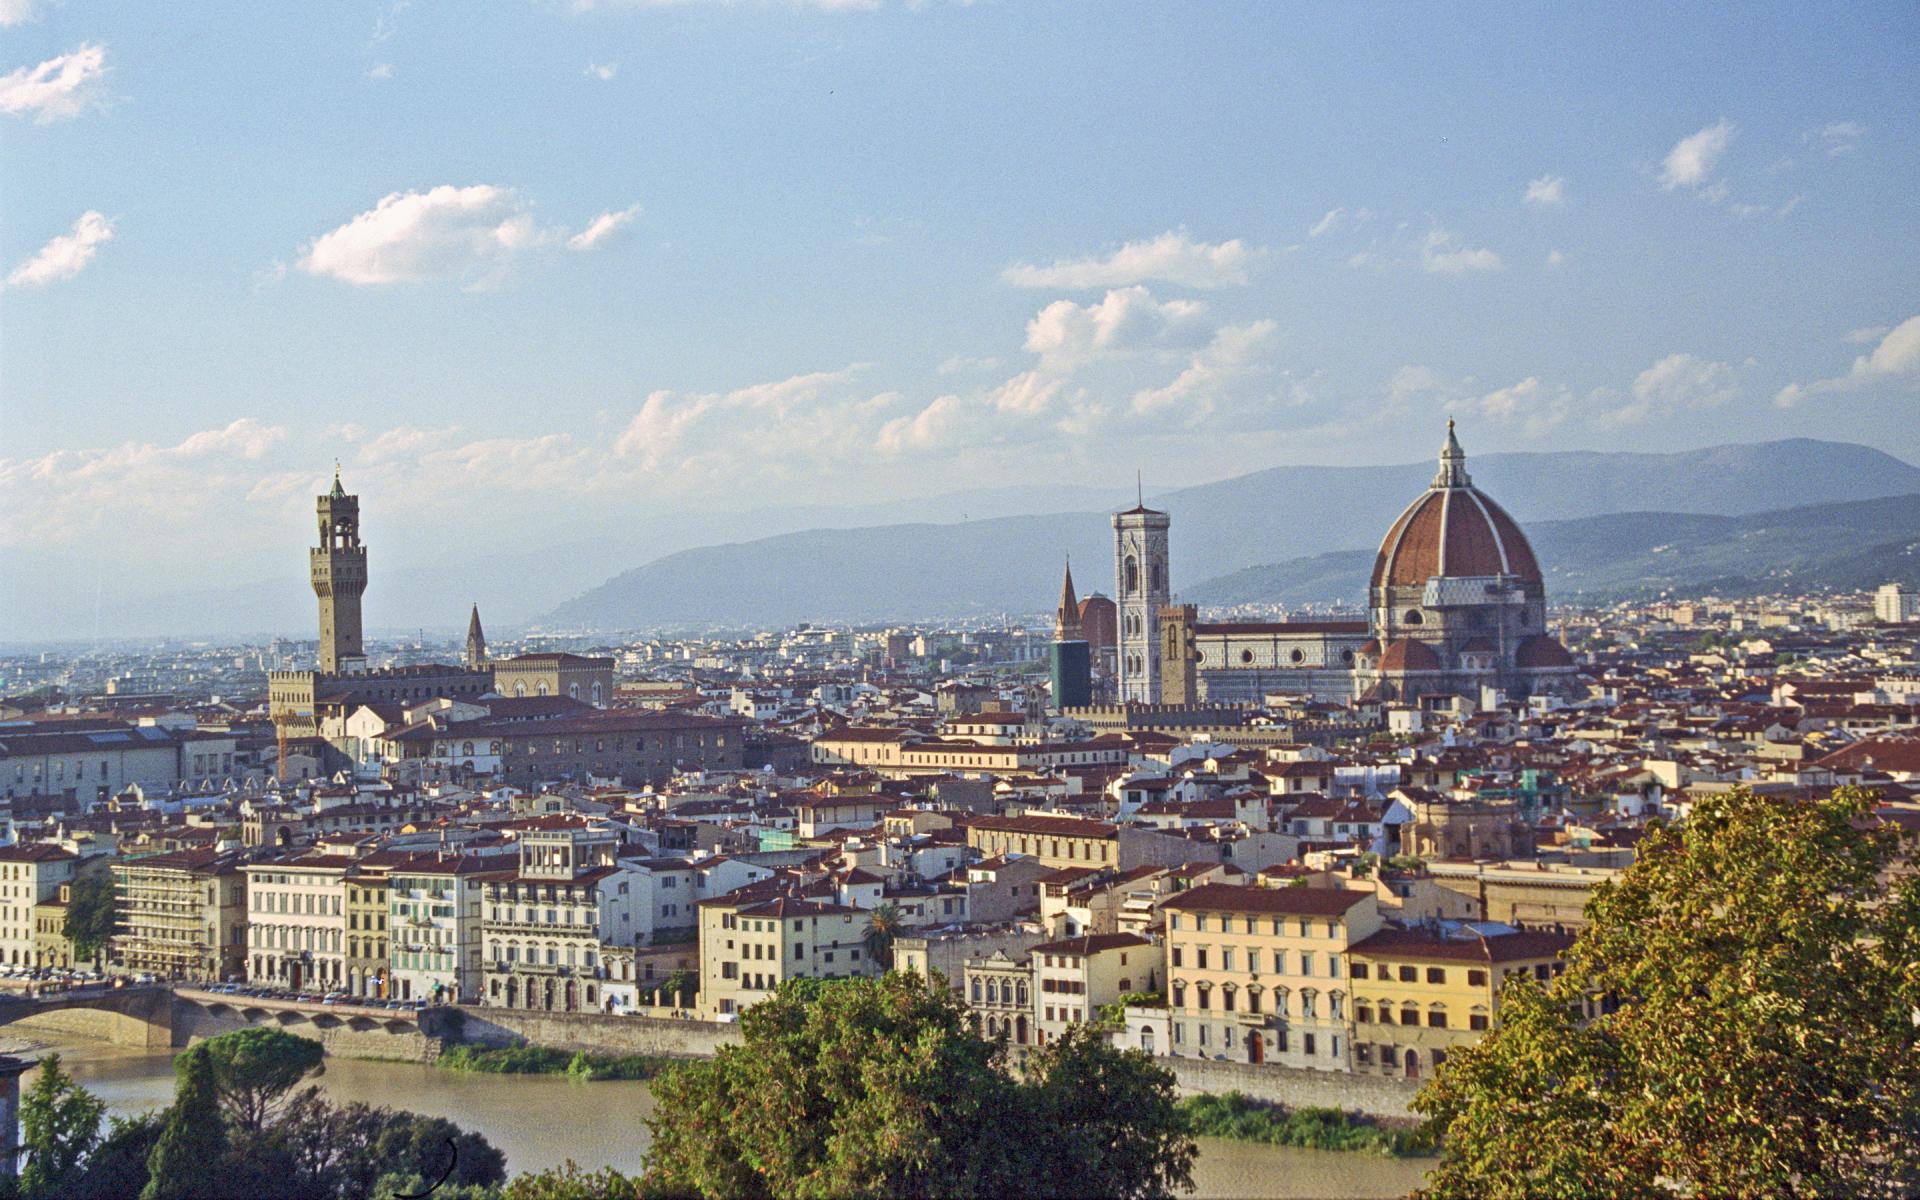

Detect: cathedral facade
1113,423,1576,711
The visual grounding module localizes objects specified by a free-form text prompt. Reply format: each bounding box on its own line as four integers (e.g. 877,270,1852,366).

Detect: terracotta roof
1516,635,1575,670
1378,639,1443,673
1161,881,1374,917
1030,932,1153,957
1349,925,1573,964
1371,483,1541,589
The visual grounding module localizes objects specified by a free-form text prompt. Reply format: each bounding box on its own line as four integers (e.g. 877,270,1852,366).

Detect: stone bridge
0,985,443,1061
0,984,175,1049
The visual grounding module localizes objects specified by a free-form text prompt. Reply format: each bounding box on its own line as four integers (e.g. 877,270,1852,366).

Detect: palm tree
863,903,903,970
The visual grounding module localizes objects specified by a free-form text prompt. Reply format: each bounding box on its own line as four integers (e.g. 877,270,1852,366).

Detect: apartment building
1160,882,1383,1071
345,868,391,998
243,854,353,992
386,853,505,1004
112,848,248,982
697,891,874,1018
1347,923,1574,1081
0,844,84,969
481,826,643,1013
1031,931,1157,1046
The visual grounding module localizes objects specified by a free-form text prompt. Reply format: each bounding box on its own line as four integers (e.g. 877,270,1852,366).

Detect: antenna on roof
1137,469,1143,507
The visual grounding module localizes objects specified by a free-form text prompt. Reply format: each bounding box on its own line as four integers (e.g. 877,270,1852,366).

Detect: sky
3,1,1918,602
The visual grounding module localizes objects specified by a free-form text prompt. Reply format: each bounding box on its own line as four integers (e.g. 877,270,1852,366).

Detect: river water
8,1035,1429,1199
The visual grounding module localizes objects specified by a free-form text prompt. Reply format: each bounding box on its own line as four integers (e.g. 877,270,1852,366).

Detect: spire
330,461,346,499
465,603,487,669
1054,557,1083,642
1434,418,1471,488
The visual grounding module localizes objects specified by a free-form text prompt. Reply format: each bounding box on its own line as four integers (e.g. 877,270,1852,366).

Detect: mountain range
543,439,1920,632
1187,493,1920,608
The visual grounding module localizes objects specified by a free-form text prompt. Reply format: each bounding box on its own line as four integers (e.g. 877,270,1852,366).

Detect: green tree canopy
18,1052,106,1199
142,1046,229,1200
63,873,117,963
862,903,904,969
643,972,1193,1200
189,1027,325,1131
1413,785,1920,1199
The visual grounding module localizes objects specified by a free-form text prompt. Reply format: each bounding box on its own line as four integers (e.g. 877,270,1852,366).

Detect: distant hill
542,439,1920,631
1187,493,1920,607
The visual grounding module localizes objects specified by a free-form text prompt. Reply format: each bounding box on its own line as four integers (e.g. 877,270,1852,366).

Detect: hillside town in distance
0,426,1916,1088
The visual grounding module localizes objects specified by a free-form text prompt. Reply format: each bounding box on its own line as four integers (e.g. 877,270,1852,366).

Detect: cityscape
3,4,1917,1200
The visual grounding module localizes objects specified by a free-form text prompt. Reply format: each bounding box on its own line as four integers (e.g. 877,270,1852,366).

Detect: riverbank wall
430,1006,1419,1118
434,1006,741,1059
1166,1058,1420,1119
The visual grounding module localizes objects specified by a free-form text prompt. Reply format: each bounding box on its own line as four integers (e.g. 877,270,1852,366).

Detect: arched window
1403,610,1424,625
971,978,982,1002
514,684,526,697
1124,555,1139,594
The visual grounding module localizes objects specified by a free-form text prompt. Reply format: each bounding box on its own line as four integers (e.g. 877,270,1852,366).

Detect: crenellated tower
312,467,368,675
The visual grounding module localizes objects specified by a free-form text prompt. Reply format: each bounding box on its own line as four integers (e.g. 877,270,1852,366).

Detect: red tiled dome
1371,428,1542,589
1515,634,1574,669
1378,639,1442,672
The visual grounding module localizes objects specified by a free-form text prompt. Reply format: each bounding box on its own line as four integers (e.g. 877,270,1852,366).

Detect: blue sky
3,1,1918,586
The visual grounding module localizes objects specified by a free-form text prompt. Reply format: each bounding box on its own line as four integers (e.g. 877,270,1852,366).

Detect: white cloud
576,0,885,11
1546,249,1567,269
1387,365,1444,407
566,204,641,251
1450,377,1571,436
1421,229,1501,274
1659,120,1733,191
1846,325,1891,345
1596,353,1739,428
1001,230,1255,289
299,185,547,286
614,366,874,470
1776,314,1920,407
586,62,618,80
0,0,41,26
5,210,113,288
937,355,999,374
0,43,107,124
1807,121,1864,157
1023,287,1208,367
367,62,396,80
0,419,289,547
1523,175,1568,208
1130,320,1280,420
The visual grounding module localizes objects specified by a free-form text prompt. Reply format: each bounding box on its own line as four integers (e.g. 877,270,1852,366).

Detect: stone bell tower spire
465,604,488,670
1054,556,1083,641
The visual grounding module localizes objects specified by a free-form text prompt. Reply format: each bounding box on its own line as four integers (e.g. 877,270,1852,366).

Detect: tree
1413,785,1920,1198
17,1053,105,1198
63,873,118,965
190,1027,325,1131
68,1113,164,1200
643,972,1194,1199
862,902,903,969
1021,1025,1195,1200
501,1161,649,1200
142,1046,229,1200
204,1086,508,1200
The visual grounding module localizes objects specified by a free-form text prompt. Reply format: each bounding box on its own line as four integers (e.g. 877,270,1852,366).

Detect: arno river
9,1034,1430,1199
